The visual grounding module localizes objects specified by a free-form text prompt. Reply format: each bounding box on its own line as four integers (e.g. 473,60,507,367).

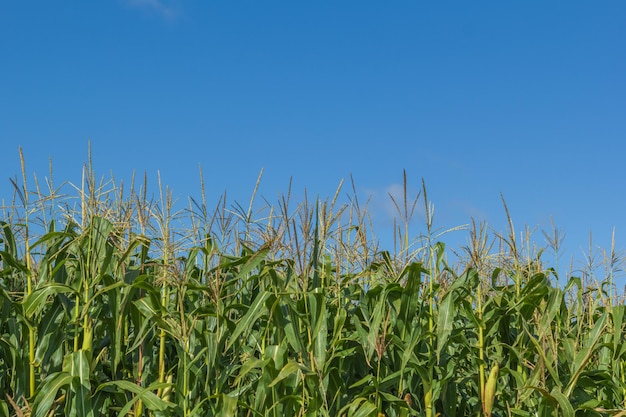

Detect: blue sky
1,1,625,284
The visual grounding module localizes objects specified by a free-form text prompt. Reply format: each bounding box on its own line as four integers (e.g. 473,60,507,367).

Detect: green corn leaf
23,283,76,317
268,360,302,387
30,230,74,251
273,295,306,356
217,394,238,417
0,250,29,274
96,380,174,414
226,290,270,352
525,328,561,388
63,350,91,388
0,221,17,256
0,400,8,417
222,246,270,282
565,311,608,397
338,397,378,417
310,292,328,370
134,293,165,318
550,388,574,417
62,350,95,417
398,262,423,334
34,299,66,366
612,305,624,359
233,357,269,386
436,288,454,363
32,372,73,417
69,380,94,417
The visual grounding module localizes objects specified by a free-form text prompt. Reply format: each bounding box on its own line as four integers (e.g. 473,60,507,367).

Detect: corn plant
0,150,625,416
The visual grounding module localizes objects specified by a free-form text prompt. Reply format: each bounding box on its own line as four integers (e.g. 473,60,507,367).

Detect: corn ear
483,362,499,417
82,320,93,352
424,383,433,417
162,374,173,402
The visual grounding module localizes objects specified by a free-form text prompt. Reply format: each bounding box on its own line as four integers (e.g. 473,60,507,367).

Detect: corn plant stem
84,234,92,352
136,248,146,416
26,235,35,397
514,270,524,380
159,286,168,385
159,235,171,397
18,148,37,398
477,278,485,414
304,296,315,373
621,360,626,406
135,343,144,417
183,347,189,417
156,174,171,396
81,223,93,354
397,291,407,399
426,235,436,416
74,298,80,352
26,256,34,390
158,264,169,397
214,297,223,398
28,307,35,397
376,356,382,413
177,285,190,417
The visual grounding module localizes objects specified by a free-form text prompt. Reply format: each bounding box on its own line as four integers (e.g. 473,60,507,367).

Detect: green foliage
0,160,625,416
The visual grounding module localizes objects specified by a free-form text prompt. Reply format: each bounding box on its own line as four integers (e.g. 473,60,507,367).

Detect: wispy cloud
456,201,489,223
364,182,425,227
124,0,180,20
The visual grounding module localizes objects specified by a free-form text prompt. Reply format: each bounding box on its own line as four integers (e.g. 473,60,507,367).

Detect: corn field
1,153,625,416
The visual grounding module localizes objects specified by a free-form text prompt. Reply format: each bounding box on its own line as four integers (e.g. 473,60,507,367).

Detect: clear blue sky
1,2,625,284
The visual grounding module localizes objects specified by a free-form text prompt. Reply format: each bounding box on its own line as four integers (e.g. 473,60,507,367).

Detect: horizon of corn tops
0,152,625,416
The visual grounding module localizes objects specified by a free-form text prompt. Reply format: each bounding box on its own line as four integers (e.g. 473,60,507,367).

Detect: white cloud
459,201,489,223
363,182,425,227
124,0,179,20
